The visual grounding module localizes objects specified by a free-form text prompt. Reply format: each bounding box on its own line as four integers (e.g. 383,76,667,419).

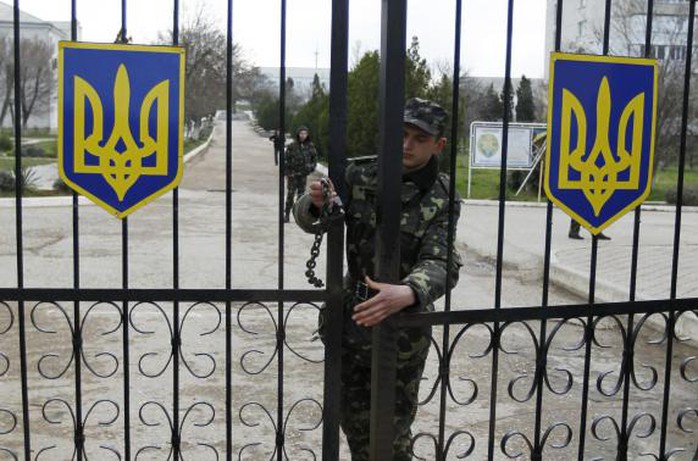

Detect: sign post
467,121,546,198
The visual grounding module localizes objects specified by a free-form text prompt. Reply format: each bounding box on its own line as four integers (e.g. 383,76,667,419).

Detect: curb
0,130,215,210
183,127,215,164
463,198,697,213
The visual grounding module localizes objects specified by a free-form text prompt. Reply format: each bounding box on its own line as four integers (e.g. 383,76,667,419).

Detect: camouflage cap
404,97,448,137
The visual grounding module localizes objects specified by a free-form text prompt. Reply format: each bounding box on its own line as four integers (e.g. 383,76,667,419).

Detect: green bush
0,135,12,152
665,187,698,206
198,124,213,140
23,146,46,157
0,167,39,193
53,177,72,193
0,170,13,191
17,167,38,192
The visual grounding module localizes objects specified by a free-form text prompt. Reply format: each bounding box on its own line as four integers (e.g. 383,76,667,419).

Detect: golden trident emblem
73,64,170,201
559,76,645,216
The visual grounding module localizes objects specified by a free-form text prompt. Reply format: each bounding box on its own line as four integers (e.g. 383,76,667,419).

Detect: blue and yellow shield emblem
58,42,185,218
545,53,658,234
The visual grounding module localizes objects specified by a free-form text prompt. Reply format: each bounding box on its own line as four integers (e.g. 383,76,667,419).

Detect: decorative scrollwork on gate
237,301,278,376
129,301,222,379
624,312,664,392
235,300,324,458
0,301,12,379
238,398,322,460
284,302,323,364
35,398,121,461
499,320,542,403
437,322,495,406
237,301,322,376
501,422,573,459
541,318,584,396
0,407,18,460
590,413,656,453
0,301,17,460
411,430,476,460
30,301,122,380
135,401,218,460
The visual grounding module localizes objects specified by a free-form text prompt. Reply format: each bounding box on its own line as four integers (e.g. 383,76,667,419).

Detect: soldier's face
298,130,309,142
402,125,445,172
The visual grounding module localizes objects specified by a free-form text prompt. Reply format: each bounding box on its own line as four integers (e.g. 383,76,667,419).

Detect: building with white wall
544,0,693,79
0,1,80,132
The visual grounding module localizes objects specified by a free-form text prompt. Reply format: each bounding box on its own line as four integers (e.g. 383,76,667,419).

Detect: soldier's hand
308,178,336,209
352,276,417,327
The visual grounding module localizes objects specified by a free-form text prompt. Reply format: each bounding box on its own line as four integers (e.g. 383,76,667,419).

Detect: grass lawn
0,157,54,169
184,138,205,152
455,154,698,203
0,189,64,198
28,139,58,157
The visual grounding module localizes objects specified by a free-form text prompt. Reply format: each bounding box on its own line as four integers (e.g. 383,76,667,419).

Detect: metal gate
0,0,697,460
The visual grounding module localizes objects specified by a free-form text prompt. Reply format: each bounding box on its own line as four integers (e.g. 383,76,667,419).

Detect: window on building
578,20,587,39
654,45,666,59
668,45,687,61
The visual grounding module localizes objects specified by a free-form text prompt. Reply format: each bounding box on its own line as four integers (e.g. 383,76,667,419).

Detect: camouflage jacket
284,141,318,177
294,155,462,353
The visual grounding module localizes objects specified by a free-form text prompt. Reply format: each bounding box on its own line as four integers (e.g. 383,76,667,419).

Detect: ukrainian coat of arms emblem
58,42,185,218
545,53,658,234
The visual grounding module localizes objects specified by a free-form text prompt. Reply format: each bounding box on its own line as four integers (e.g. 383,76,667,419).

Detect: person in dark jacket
284,126,318,222
293,98,462,460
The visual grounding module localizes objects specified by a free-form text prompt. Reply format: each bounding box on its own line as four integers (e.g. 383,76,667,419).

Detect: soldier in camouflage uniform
284,125,318,222
293,98,462,460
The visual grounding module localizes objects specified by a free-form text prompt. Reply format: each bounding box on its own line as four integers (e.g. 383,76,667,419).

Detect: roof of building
0,1,46,24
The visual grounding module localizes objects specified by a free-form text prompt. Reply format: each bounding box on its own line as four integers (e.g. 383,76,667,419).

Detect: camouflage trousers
285,175,307,215
340,348,427,461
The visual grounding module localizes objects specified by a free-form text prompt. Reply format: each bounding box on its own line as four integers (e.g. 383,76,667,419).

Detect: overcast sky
17,0,548,78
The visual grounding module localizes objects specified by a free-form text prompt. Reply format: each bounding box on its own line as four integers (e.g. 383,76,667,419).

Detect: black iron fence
0,0,697,460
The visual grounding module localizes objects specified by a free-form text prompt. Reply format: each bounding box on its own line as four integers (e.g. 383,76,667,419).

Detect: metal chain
304,179,331,288
305,231,325,288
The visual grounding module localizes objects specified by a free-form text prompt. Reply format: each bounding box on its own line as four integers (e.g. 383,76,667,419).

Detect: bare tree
159,7,265,123
19,38,52,129
0,36,10,127
593,0,697,170
0,37,52,129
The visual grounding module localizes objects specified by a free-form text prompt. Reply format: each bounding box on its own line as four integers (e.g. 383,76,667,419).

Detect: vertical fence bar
276,2,287,459
225,0,234,459
488,0,515,457
533,1,565,457
578,237,598,460
121,229,131,461
577,1,613,458
437,0,463,457
659,1,694,456
69,2,84,459
370,1,406,458
119,3,131,460
322,0,348,458
619,2,654,458
171,1,181,459
12,2,30,459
